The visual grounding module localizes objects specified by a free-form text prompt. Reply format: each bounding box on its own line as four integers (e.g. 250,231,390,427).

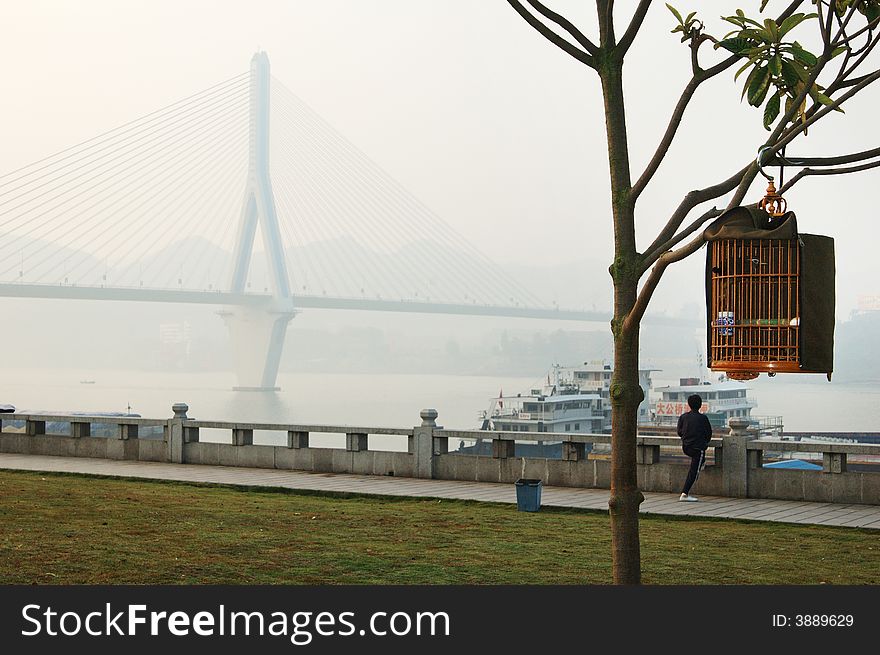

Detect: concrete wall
748,468,880,505
1,413,877,506
433,453,724,496
181,443,415,477
0,433,161,461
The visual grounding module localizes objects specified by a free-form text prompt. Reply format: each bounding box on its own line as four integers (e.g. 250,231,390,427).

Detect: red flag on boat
498,388,503,409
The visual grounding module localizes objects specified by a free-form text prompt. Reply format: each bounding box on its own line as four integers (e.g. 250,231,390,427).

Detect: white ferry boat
477,360,780,439
478,361,656,435
651,375,782,436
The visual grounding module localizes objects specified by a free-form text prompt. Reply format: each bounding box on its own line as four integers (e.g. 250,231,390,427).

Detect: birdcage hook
756,146,788,216
756,146,775,182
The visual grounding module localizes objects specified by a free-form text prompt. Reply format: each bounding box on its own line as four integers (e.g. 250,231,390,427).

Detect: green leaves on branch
718,10,850,130
666,3,699,42
664,4,878,130
717,10,832,130
827,1,880,24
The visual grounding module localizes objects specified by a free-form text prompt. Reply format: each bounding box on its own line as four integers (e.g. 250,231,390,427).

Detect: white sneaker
679,493,699,502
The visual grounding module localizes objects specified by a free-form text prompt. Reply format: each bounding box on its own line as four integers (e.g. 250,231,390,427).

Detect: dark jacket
677,410,712,450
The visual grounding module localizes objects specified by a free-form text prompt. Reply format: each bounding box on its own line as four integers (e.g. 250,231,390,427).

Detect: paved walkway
2,453,879,529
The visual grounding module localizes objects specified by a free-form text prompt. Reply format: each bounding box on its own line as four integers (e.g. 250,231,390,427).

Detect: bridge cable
0,94,249,281
272,80,543,308
0,72,248,186
1,100,248,283
271,105,412,299
272,83,528,306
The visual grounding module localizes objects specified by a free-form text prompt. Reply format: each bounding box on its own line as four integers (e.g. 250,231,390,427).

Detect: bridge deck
1,453,878,529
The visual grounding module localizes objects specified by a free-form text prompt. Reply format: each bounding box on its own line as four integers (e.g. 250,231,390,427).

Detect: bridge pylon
222,51,296,391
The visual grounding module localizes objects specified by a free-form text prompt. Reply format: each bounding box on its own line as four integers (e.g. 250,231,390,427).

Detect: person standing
677,394,712,502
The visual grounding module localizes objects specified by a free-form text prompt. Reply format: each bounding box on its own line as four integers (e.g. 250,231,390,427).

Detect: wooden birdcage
708,238,801,379
704,204,835,381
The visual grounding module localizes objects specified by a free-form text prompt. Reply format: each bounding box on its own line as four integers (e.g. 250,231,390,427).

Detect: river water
2,368,878,448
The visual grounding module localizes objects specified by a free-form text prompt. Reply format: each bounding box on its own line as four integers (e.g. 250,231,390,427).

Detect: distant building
856,295,880,313
158,321,192,360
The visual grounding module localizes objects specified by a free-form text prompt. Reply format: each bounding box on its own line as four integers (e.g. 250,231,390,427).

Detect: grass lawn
0,469,876,585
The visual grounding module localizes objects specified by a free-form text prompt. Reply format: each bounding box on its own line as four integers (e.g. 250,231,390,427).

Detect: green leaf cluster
717,10,833,130
666,3,880,130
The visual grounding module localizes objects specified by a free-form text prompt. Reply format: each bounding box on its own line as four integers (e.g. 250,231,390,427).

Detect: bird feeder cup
704,205,835,381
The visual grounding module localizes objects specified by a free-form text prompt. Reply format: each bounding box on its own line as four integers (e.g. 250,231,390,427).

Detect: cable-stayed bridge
0,52,678,389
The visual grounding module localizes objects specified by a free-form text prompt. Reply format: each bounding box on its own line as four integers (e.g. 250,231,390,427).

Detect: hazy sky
2,0,878,317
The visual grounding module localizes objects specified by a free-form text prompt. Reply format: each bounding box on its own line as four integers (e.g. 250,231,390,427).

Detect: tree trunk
609,291,645,584
598,50,645,584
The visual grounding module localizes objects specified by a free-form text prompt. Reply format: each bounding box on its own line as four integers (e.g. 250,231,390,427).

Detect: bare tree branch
597,0,616,47
641,163,751,268
818,0,833,46
506,0,596,68
835,15,880,47
831,3,861,44
630,53,740,203
525,0,599,55
647,149,880,255
617,0,652,55
817,0,827,43
625,227,710,333
639,206,723,275
769,145,880,168
635,72,880,328
630,2,807,205
774,67,880,152
828,35,880,93
724,163,759,211
831,40,855,89
779,159,880,193
836,65,880,89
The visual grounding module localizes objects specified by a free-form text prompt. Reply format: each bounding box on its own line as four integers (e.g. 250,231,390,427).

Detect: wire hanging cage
704,184,836,381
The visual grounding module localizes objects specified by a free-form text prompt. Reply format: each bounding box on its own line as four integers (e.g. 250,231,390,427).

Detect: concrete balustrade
0,413,168,462
0,405,877,505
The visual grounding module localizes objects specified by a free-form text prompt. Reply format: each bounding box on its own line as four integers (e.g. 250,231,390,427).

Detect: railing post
346,432,368,452
184,426,200,443
411,409,438,479
636,443,660,465
288,430,309,449
562,441,585,461
823,452,847,473
169,402,188,464
26,419,46,436
70,421,91,438
233,428,254,446
722,417,752,498
747,448,763,469
492,438,515,459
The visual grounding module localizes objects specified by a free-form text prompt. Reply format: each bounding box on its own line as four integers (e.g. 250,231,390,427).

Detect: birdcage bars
709,238,801,379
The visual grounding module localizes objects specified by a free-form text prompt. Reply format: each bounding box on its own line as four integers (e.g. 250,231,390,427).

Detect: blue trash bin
514,478,542,512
